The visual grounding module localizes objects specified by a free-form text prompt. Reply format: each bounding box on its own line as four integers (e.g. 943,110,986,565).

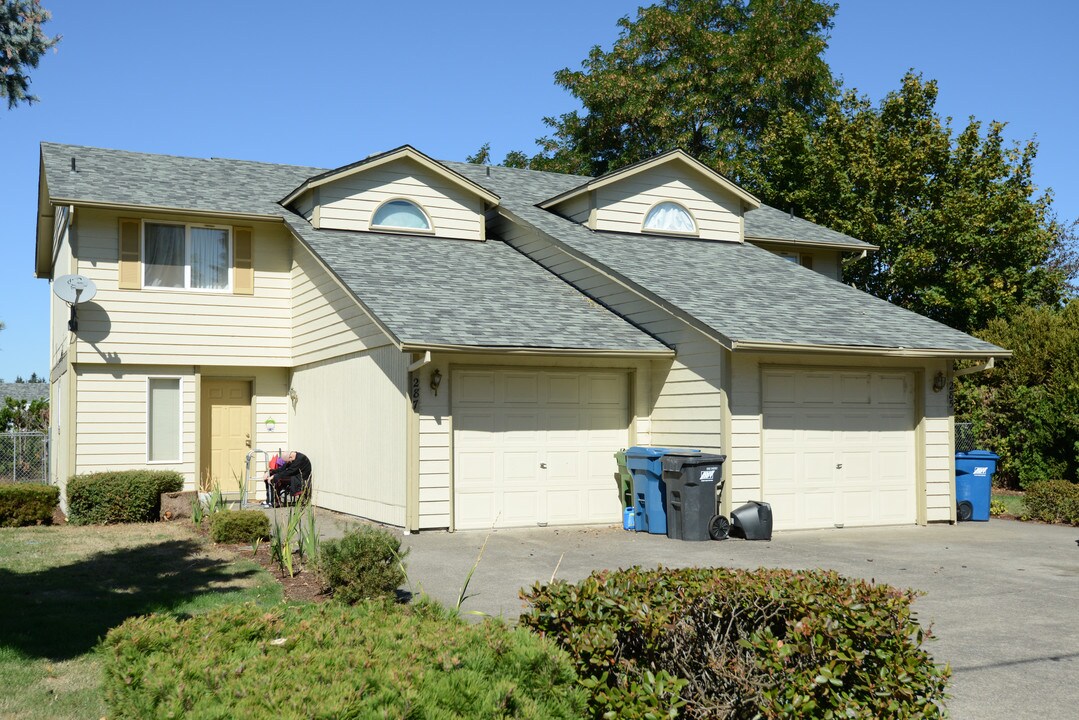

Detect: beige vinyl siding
730,354,953,524
291,242,393,366
591,167,743,241
414,352,649,530
317,158,485,240
558,194,592,225
294,190,316,223
50,217,74,369
74,365,198,487
289,347,409,526
72,209,293,367
751,242,843,281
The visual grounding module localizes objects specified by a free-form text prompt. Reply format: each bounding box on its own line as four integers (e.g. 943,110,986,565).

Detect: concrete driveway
388,518,1078,720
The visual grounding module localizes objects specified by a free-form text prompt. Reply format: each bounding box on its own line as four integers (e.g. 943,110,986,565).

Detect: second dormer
539,150,760,243
281,146,499,241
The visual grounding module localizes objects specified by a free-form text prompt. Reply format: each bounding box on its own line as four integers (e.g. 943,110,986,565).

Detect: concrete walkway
298,508,1079,720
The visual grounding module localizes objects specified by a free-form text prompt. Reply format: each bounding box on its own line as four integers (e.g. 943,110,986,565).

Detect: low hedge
318,526,409,603
0,483,59,527
67,470,184,525
1023,480,1079,525
210,510,270,543
103,601,586,719
521,566,949,719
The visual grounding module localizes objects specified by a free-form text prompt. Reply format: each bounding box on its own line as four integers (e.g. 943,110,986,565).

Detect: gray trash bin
730,501,773,541
661,452,727,541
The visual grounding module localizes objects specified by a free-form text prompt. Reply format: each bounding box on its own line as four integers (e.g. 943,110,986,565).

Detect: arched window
371,200,431,231
643,201,696,234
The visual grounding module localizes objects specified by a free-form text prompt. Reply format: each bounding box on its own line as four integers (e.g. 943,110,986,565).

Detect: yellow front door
200,380,252,493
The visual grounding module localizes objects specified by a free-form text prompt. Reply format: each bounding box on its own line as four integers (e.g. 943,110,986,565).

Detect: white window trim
369,197,436,235
641,200,699,237
141,220,234,292
146,376,183,464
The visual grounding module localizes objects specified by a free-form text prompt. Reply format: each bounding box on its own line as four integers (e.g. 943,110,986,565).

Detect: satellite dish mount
53,275,98,332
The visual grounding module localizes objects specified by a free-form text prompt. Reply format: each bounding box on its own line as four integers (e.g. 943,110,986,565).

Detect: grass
0,522,283,720
992,492,1027,517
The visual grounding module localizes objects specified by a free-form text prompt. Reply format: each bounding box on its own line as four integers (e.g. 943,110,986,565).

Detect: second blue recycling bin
625,446,699,535
955,450,999,521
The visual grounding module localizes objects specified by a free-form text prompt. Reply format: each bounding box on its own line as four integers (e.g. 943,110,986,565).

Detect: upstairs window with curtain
144,222,231,290
643,201,697,235
371,200,432,231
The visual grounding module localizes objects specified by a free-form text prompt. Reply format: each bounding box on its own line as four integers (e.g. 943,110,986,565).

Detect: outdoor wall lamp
288,387,299,403
932,372,947,393
430,369,443,395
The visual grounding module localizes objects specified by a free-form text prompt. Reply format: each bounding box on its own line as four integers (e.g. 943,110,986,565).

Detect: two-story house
35,143,1007,532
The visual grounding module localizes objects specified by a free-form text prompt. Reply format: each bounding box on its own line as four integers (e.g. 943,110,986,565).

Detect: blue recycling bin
955,450,999,521
626,447,698,535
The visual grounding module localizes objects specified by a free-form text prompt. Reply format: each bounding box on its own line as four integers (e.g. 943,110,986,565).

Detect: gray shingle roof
40,143,1002,355
0,383,49,403
284,218,669,353
445,162,1003,354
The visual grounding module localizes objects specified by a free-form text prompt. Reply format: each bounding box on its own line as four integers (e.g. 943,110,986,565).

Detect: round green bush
522,566,950,719
103,601,586,719
1023,479,1079,525
0,483,59,527
209,509,270,543
67,470,184,525
318,526,409,603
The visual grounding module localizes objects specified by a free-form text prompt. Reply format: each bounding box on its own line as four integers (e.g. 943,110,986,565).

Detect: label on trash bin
700,468,717,481
974,467,988,476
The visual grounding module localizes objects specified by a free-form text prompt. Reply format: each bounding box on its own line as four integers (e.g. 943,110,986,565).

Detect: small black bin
730,501,773,541
661,452,726,541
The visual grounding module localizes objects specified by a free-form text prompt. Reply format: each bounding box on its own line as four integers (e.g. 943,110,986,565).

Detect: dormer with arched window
282,146,499,241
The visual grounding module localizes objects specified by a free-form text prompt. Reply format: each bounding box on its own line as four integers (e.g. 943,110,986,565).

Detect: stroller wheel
709,514,730,541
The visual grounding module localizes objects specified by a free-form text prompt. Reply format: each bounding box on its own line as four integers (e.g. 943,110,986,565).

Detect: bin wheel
957,500,973,522
709,514,730,541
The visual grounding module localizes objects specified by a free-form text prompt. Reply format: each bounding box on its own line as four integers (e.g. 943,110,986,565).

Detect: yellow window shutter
233,227,254,295
118,218,141,289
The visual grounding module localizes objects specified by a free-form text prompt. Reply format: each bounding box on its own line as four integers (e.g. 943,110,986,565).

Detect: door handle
539,463,547,469
245,433,251,448
836,463,842,470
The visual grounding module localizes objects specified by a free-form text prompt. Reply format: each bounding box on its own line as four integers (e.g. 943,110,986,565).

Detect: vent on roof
788,207,794,220
70,157,77,172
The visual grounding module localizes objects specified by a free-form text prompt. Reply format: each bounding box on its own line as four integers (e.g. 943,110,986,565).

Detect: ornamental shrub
102,601,585,719
0,483,59,527
1023,480,1079,525
67,470,184,525
318,526,408,604
521,566,950,719
209,509,270,543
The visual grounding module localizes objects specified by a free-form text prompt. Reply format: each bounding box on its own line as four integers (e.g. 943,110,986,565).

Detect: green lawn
0,522,283,720
992,492,1027,517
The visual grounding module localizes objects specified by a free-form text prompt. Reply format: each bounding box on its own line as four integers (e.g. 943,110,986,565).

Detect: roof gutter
50,197,284,223
745,234,878,252
400,342,675,358
954,357,997,376
731,340,1012,359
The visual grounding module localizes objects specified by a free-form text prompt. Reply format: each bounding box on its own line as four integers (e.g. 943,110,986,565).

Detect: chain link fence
955,422,976,453
0,431,49,483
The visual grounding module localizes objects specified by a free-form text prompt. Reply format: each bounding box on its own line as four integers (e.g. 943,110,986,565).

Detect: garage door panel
763,369,916,531
456,372,496,404
454,368,628,530
504,373,539,403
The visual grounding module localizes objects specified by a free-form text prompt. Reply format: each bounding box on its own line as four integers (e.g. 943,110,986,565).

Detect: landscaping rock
160,491,197,521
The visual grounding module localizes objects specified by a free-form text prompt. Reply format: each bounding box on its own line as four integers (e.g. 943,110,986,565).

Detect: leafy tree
465,142,491,165
954,302,1079,489
527,0,838,178
758,73,1076,333
0,397,48,432
0,0,60,110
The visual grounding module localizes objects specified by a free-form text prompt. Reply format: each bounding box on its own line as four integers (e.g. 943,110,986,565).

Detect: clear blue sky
2,1,1076,382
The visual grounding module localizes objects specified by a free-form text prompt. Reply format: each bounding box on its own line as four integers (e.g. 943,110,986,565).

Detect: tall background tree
1,0,59,110
494,0,1077,484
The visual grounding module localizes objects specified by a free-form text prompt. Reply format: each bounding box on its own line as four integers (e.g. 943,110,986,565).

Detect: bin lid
661,452,726,473
956,450,1000,460
626,446,699,459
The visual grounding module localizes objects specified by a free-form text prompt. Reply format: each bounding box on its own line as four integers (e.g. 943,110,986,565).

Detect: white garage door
763,368,916,531
453,368,629,530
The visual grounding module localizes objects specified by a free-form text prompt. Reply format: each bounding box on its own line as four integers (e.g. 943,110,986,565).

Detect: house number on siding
410,376,420,411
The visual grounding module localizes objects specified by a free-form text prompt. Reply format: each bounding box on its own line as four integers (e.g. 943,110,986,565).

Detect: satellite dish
53,274,97,305
53,275,97,333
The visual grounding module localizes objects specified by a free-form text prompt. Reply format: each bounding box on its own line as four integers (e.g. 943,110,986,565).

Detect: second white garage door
453,368,629,530
763,368,917,531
